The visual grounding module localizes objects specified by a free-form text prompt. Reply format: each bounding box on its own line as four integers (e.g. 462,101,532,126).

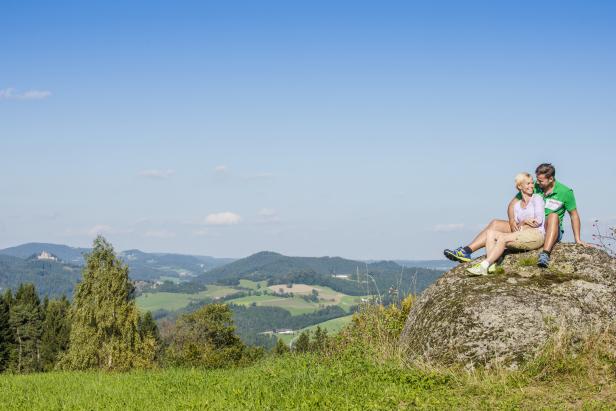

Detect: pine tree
138,311,162,361
0,296,12,372
59,236,156,371
8,283,43,373
40,296,71,371
294,330,311,353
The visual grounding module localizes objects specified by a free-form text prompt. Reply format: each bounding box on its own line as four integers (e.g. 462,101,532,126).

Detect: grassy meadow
136,285,237,312
1,349,614,410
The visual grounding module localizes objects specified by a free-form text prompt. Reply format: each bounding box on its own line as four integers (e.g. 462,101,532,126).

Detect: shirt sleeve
564,189,577,211
533,195,545,226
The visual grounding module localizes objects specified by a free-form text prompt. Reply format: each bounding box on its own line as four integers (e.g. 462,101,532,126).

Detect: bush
165,304,262,368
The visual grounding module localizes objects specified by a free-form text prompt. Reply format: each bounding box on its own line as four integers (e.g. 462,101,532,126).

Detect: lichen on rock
400,243,616,369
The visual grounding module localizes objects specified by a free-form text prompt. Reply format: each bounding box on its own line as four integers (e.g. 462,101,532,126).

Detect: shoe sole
444,250,471,263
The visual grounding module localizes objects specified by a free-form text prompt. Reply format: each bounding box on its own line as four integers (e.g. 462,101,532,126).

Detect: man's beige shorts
507,228,545,251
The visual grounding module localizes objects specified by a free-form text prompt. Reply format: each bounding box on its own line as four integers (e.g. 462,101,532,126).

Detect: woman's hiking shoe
444,247,472,263
466,263,488,276
537,252,550,268
488,263,497,274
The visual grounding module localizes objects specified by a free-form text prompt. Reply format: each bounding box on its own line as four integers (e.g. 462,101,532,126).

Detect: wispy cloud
257,208,280,224
433,223,465,232
245,172,275,180
0,88,51,100
144,229,176,239
214,165,228,174
87,224,115,236
138,169,175,179
206,212,242,225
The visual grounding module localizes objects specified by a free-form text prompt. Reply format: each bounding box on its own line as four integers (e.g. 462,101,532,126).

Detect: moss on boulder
400,243,616,369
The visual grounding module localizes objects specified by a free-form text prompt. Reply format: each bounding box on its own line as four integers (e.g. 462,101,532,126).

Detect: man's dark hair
535,163,556,179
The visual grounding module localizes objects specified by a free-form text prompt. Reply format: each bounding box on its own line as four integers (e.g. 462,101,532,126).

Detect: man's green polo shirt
518,180,576,227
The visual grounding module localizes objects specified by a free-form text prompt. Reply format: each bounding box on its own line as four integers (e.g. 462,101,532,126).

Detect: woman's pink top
514,194,545,234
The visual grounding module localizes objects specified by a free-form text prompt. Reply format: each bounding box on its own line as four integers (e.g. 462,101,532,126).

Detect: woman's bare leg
485,229,497,257
468,219,512,252
485,232,518,264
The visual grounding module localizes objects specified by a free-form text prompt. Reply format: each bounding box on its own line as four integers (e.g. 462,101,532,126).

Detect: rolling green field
2,352,612,410
225,294,321,315
136,285,237,312
238,279,268,290
277,314,354,345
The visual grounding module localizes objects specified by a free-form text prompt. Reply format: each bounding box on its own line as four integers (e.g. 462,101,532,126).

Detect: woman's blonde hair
515,172,533,191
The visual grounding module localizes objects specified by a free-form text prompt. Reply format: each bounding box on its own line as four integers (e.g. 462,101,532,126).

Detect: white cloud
0,88,51,100
193,228,209,236
206,212,241,225
138,169,175,179
433,223,465,232
144,229,176,239
214,165,228,174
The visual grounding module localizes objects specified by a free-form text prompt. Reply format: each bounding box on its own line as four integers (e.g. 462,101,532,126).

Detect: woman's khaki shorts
507,228,545,251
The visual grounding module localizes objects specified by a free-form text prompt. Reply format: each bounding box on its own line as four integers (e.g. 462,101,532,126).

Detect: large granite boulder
400,243,616,369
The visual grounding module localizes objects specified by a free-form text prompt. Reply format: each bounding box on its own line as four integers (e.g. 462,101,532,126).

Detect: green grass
238,279,268,290
1,351,613,410
136,285,238,312
225,294,321,315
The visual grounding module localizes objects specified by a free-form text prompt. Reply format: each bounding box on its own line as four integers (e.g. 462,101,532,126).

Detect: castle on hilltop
36,251,58,261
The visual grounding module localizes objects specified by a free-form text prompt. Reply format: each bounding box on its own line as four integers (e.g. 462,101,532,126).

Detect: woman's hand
523,219,540,228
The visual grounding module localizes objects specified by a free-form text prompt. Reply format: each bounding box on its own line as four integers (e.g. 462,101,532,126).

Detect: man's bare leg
543,214,560,253
538,213,559,268
467,219,512,252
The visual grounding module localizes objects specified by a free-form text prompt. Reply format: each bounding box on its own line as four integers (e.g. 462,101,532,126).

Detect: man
444,163,586,268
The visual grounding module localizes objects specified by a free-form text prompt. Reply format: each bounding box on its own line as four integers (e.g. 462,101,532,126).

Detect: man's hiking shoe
444,247,472,263
466,263,488,276
537,252,550,268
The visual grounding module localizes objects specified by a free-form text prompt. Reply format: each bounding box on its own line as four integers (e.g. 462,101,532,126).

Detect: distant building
37,251,58,261
332,274,350,279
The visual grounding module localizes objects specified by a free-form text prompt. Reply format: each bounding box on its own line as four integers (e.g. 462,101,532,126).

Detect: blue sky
1,1,615,259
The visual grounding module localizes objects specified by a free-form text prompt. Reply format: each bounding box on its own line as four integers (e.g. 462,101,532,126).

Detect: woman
467,172,545,276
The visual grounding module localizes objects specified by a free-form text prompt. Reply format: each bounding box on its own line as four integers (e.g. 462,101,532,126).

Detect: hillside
0,254,82,298
198,251,444,298
0,243,235,283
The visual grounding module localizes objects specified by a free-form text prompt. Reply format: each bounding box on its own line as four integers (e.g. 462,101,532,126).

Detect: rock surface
400,243,616,369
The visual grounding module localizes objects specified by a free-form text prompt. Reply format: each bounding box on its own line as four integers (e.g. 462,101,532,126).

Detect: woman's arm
532,195,545,227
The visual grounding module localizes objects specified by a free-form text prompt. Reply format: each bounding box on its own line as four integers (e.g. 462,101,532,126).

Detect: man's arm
507,196,519,231
569,209,587,245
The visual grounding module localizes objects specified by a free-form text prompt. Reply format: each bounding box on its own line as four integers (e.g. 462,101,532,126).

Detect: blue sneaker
444,247,472,263
537,252,550,268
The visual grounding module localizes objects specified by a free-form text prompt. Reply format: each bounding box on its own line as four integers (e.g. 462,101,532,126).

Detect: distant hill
198,251,445,297
0,243,235,282
0,242,89,265
0,254,82,298
395,259,456,271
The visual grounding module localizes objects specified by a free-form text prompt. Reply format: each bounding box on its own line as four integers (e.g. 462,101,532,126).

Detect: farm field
238,279,268,290
225,294,322,315
136,285,237,312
